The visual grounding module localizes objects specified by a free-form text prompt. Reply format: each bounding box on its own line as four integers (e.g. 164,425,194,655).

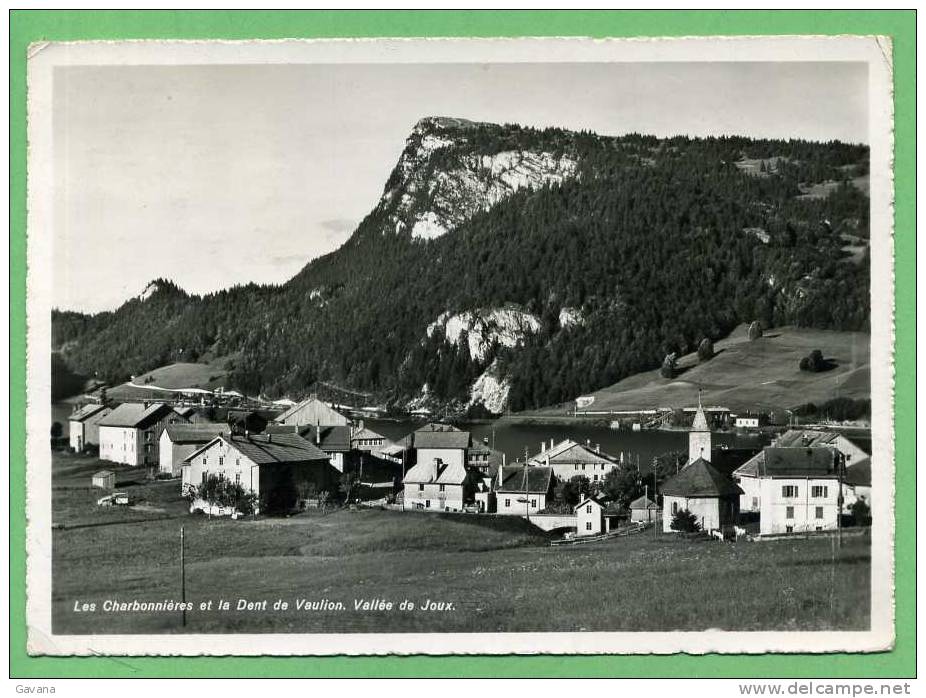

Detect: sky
53,61,868,313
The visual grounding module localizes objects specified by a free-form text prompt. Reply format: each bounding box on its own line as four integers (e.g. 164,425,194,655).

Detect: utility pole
180,526,186,629
837,451,845,549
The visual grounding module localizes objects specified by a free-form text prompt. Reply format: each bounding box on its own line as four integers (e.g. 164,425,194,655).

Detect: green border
10,10,915,679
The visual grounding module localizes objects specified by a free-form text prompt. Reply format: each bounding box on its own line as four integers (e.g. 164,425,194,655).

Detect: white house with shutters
527,438,621,484
733,446,845,535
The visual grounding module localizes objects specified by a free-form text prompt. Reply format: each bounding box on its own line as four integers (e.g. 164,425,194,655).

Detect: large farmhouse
527,438,621,483
98,402,189,467
68,403,112,451
733,446,845,535
181,432,338,514
267,423,352,472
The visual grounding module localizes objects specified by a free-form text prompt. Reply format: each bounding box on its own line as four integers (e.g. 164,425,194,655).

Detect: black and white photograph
26,36,894,656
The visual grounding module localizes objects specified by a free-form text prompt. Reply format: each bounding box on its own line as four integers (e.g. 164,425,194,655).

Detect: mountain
52,117,871,414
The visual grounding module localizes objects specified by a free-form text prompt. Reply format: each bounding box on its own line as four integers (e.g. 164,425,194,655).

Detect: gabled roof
413,423,471,450
273,397,350,426
174,406,197,418
98,402,178,429
660,457,743,498
629,495,657,510
734,446,840,479
495,465,554,494
266,424,351,452
774,429,846,450
69,403,109,422
351,426,387,442
841,434,872,456
163,423,230,445
527,439,619,466
186,433,330,466
844,457,871,487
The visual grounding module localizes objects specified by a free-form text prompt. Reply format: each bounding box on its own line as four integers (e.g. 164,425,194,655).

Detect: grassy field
103,359,232,402
526,324,870,416
52,452,869,635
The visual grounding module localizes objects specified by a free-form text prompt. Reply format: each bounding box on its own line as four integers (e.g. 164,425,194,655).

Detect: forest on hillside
52,121,870,412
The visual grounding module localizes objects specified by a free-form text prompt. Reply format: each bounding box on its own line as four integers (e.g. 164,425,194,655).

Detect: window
531,499,537,508
812,485,828,498
785,525,794,533
752,497,759,509
586,505,592,513
586,522,592,531
418,484,424,492
439,484,445,492
236,458,240,466
781,485,798,498
815,526,823,532
201,472,207,484
671,502,679,515
593,475,598,482
815,506,824,519
235,473,241,485
218,457,224,466
425,500,430,508
202,457,207,466
505,499,511,507
785,506,794,519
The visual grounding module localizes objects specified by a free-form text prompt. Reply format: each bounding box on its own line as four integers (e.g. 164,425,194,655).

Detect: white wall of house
181,440,260,497
158,432,210,477
417,447,465,470
630,507,659,523
550,461,616,483
529,514,577,531
404,482,465,511
327,451,345,473
99,426,142,466
576,501,604,535
496,492,547,516
758,477,840,535
737,475,763,513
663,496,722,532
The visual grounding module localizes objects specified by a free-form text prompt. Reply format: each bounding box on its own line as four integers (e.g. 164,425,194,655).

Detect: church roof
660,457,743,498
691,404,709,431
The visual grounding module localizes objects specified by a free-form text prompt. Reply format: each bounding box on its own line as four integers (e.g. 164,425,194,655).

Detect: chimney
586,438,590,447
550,438,554,450
596,444,600,454
267,433,272,443
541,442,546,453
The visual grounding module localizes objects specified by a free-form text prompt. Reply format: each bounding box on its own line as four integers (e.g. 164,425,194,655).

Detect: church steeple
688,389,712,464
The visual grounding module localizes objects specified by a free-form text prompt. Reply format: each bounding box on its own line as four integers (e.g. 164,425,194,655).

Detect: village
62,387,872,543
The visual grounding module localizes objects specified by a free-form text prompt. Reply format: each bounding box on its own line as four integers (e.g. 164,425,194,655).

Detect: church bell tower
688,390,712,464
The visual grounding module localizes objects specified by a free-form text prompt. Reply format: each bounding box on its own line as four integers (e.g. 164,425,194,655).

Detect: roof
163,423,230,445
709,448,763,477
403,459,471,486
691,404,710,431
351,426,387,442
187,432,330,466
845,457,871,487
98,402,177,429
660,458,743,498
842,434,872,456
413,423,471,450
734,447,840,479
629,495,657,510
69,403,109,422
527,439,619,466
93,470,114,477
266,424,351,452
774,429,871,455
273,397,350,427
495,465,554,494
174,406,197,417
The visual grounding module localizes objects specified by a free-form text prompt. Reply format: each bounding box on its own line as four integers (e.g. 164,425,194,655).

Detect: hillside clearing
525,325,869,416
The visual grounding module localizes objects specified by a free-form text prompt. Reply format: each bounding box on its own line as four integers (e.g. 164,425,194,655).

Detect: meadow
52,454,870,635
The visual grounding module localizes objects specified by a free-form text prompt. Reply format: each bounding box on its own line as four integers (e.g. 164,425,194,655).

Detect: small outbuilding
629,495,659,523
92,470,115,490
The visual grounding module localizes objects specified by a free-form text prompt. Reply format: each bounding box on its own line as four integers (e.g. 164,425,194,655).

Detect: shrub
660,352,677,379
696,338,714,362
670,508,701,533
799,349,833,373
196,474,256,513
747,321,763,341
849,498,871,527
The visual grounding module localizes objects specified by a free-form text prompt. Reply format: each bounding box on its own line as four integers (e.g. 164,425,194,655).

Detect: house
773,429,870,466
527,438,620,483
98,402,189,467
575,496,623,536
411,423,470,471
734,416,760,429
181,432,338,514
68,403,112,451
272,397,350,427
629,495,659,523
350,421,389,452
159,423,231,477
91,470,115,490
266,423,352,472
732,446,845,535
494,465,554,516
466,440,505,478
661,457,743,533
844,457,871,508
402,456,478,512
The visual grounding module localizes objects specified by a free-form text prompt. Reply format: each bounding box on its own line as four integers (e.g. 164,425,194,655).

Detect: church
660,395,743,534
